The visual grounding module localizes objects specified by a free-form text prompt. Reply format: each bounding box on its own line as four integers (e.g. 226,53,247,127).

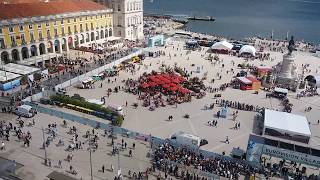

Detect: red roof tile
0,0,107,20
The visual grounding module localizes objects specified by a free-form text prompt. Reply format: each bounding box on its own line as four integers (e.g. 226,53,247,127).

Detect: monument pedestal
276,53,298,89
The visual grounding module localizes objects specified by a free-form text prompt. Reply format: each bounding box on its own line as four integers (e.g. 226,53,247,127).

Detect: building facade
94,0,144,40
0,1,113,66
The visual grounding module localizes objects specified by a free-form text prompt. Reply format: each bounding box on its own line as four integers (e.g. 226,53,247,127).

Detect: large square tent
1,63,40,75
263,109,311,144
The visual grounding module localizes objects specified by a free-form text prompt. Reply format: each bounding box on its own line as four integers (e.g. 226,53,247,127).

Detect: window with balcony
0,38,5,49
0,28,2,34
10,35,16,46
118,4,121,11
86,16,88,20
80,24,83,32
38,24,41,28
21,34,26,44
68,26,71,34
54,28,58,37
39,31,43,40
91,23,93,30
61,19,64,24
86,24,88,31
9,26,14,32
74,25,77,33
61,28,65,35
47,29,51,39
46,21,49,26
80,17,82,21
30,32,34,42
19,25,24,31
74,18,76,22
29,24,33,30
68,19,70,23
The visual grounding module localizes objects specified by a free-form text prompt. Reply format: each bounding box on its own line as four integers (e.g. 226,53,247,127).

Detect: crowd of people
153,142,260,179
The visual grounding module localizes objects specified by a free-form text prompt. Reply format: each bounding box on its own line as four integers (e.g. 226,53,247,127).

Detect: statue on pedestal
275,36,298,90
288,36,295,55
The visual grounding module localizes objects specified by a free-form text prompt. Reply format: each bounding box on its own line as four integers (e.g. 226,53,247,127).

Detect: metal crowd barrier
24,102,255,179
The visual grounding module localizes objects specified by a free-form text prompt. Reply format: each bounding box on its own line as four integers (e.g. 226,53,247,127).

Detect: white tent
211,41,233,50
305,74,320,88
263,109,311,138
239,45,256,56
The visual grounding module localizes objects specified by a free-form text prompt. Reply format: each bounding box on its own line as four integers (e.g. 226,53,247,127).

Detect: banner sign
262,145,320,167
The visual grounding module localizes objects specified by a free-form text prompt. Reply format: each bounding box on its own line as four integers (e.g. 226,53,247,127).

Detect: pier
187,16,215,21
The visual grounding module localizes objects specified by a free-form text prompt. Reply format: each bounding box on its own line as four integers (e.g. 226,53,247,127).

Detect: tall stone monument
275,36,298,90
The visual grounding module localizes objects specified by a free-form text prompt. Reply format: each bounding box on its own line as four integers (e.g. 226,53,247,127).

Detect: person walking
58,160,62,168
225,136,230,144
102,165,105,173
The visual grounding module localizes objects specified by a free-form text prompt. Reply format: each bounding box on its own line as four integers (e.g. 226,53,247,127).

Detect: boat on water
187,16,215,21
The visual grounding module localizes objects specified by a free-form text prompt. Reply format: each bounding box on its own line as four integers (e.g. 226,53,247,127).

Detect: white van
15,105,36,118
170,131,201,149
107,104,124,116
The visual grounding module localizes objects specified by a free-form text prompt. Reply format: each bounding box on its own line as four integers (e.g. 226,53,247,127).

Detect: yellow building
0,0,113,66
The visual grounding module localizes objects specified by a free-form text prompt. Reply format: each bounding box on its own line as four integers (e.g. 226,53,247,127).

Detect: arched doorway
74,35,79,48
21,47,29,59
1,51,10,64
91,32,95,41
105,29,108,38
30,45,38,57
109,29,112,37
68,37,73,49
95,31,99,40
39,43,46,55
86,33,90,42
47,41,54,53
11,49,19,62
54,40,60,53
100,30,104,39
62,38,67,51
80,34,85,44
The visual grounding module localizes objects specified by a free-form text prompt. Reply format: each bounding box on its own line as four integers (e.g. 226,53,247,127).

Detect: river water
144,0,320,44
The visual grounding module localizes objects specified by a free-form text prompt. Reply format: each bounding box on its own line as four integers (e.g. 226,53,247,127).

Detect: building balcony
39,37,44,41
11,42,17,47
21,39,27,45
61,32,65,37
68,32,72,35
30,38,35,43
55,34,59,38
47,36,52,40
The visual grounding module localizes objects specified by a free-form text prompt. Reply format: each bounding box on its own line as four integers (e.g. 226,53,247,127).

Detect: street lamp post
41,127,48,165
89,134,93,180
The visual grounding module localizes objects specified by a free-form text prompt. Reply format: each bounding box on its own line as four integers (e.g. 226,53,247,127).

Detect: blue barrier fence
25,102,254,179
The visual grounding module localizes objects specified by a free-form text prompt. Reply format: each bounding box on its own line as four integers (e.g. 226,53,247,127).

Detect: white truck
107,104,124,116
170,131,208,149
14,105,36,118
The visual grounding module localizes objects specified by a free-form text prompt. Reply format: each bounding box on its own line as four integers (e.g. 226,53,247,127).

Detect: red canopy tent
141,83,149,89
170,85,179,92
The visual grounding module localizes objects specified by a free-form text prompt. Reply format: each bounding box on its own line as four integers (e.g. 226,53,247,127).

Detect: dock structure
187,16,215,21
144,13,215,24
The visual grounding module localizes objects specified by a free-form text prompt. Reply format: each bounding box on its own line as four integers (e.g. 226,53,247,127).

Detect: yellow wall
1,12,113,49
